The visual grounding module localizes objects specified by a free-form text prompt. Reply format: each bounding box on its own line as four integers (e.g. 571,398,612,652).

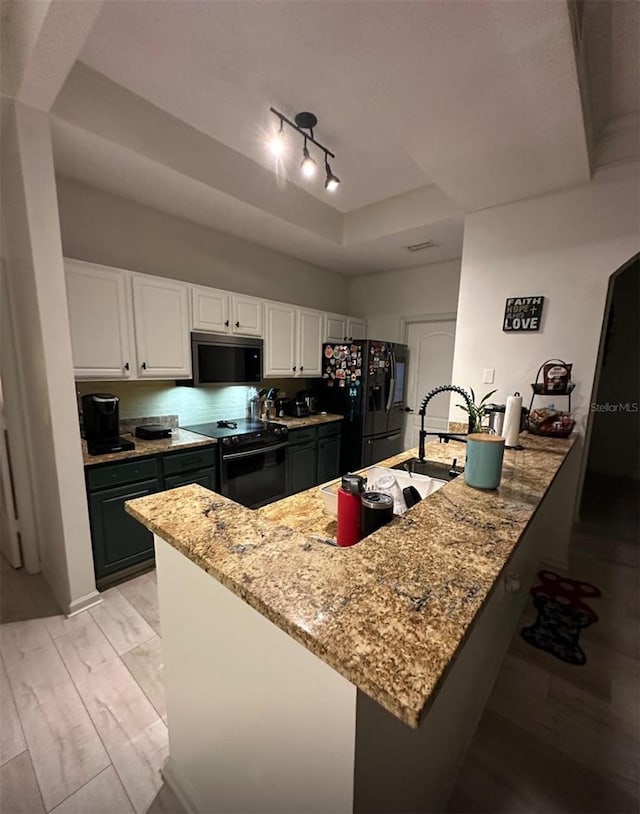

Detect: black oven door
220,442,288,509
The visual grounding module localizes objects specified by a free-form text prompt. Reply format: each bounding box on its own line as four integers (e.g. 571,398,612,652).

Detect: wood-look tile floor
447,474,640,813
0,565,181,814
1,473,637,813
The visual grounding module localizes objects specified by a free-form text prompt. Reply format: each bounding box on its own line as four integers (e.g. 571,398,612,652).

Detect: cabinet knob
235,321,240,328
124,362,130,371
293,366,297,372
300,365,304,372
141,362,147,370
225,320,229,327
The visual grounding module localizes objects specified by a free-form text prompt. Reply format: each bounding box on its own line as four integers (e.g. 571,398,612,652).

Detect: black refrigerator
320,340,408,472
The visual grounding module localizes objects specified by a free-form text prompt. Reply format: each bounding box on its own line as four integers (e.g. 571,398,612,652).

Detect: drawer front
87,458,159,491
162,446,217,475
317,421,341,439
287,428,318,447
164,468,218,491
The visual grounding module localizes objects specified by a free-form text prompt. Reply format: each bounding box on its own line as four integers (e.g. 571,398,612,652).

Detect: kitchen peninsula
126,433,578,813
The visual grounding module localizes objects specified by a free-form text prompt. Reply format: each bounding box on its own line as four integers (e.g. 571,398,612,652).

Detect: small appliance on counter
287,396,311,418
484,403,506,436
276,396,291,418
297,390,320,415
82,393,135,456
135,424,172,440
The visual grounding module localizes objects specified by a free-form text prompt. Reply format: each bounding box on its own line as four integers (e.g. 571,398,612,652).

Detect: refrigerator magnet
338,379,345,387
324,346,334,358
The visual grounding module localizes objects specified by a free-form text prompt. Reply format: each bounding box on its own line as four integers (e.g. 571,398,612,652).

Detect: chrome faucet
417,385,473,462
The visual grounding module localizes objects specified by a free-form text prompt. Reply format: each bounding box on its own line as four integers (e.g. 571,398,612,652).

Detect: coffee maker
81,393,135,455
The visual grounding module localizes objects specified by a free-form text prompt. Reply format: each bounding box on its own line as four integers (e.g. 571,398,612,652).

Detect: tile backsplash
75,378,304,426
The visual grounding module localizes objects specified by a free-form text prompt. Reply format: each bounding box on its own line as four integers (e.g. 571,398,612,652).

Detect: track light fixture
269,107,340,193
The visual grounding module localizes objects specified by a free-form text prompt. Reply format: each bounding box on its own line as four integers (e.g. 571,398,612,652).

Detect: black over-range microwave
185,332,263,386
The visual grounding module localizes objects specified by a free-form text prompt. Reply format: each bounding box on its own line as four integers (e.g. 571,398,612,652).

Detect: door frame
401,314,458,448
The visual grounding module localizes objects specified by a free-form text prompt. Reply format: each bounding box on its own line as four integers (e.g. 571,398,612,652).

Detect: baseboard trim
66,590,103,617
162,757,198,814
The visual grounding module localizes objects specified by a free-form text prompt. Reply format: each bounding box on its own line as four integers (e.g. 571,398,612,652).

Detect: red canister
337,474,366,547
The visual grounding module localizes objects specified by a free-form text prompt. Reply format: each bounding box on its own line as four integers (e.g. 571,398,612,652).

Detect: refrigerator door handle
386,350,396,412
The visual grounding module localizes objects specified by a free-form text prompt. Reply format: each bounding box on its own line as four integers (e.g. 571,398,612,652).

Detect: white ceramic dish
320,466,446,517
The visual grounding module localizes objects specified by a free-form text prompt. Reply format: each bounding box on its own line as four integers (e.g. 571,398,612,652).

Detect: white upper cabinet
191,288,262,337
325,313,348,343
65,259,135,380
191,286,230,333
232,294,263,337
297,308,324,377
132,274,191,378
264,302,296,377
347,316,367,340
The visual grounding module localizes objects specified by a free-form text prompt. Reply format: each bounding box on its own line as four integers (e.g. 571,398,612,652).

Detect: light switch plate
483,368,495,384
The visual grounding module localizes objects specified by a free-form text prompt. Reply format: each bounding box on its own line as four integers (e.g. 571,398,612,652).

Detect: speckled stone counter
126,431,575,729
82,428,217,467
275,413,343,430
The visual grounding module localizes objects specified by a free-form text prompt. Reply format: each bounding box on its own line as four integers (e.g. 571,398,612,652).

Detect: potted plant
457,388,497,433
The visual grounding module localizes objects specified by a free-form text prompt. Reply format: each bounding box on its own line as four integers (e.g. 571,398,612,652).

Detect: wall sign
503,296,544,332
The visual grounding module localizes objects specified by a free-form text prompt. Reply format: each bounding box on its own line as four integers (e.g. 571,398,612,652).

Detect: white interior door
404,320,456,450
0,381,21,567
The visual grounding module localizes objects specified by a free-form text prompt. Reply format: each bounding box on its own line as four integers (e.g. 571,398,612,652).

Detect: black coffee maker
81,393,134,455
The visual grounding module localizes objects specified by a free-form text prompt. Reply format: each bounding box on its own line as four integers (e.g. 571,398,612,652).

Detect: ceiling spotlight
324,157,340,191
300,140,317,178
269,106,339,193
269,120,286,157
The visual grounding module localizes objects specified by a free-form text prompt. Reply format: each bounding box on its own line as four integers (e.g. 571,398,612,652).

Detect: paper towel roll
503,393,522,447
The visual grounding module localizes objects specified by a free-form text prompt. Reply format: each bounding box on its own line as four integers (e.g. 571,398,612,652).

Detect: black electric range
181,419,289,508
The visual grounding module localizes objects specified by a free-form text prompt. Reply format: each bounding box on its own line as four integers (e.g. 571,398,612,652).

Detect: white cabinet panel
325,313,348,343
65,259,134,380
264,303,296,377
232,295,263,337
347,317,366,340
191,286,230,333
297,308,324,377
132,275,191,378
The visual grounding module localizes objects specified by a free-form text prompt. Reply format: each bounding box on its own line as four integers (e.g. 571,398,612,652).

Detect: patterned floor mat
520,570,601,665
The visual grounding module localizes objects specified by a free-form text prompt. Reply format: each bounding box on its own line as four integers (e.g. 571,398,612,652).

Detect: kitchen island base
154,497,550,814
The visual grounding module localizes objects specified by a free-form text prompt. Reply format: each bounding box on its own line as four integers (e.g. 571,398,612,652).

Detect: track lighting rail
269,107,335,159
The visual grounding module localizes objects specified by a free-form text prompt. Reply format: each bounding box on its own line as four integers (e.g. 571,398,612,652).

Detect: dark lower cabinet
287,422,342,496
287,442,318,495
88,479,158,581
164,467,217,491
86,445,217,586
317,434,341,484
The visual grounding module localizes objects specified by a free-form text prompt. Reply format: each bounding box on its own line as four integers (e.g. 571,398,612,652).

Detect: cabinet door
232,295,263,337
132,275,191,378
287,442,318,495
88,478,158,580
325,313,348,343
164,467,217,491
297,307,323,377
191,286,230,333
317,435,341,484
264,302,297,377
347,317,367,341
65,259,134,380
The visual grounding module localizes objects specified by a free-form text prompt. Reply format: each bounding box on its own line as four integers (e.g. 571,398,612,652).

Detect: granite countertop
82,428,217,467
276,413,343,430
126,431,575,728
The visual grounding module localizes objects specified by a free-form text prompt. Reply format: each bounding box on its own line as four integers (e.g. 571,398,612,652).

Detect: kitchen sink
391,458,462,482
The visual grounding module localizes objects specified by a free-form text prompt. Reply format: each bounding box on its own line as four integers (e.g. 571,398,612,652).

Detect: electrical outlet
483,368,495,384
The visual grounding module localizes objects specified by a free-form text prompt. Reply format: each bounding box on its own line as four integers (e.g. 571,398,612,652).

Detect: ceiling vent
407,239,437,252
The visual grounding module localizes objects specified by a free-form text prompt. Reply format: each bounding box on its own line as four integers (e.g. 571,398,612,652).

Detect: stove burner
217,420,238,429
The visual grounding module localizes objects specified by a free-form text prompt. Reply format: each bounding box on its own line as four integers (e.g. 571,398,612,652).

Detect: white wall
55,178,349,312
1,101,99,613
451,162,640,433
347,259,461,342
